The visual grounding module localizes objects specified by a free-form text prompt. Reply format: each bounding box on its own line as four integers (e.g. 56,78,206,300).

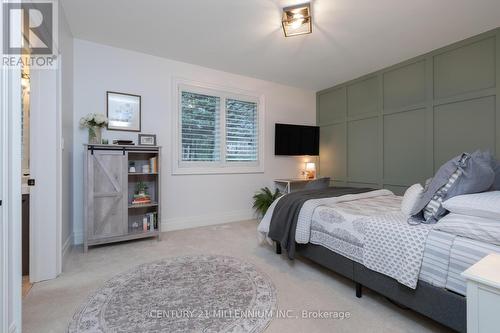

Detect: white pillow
442,191,500,220
435,213,500,246
401,183,424,216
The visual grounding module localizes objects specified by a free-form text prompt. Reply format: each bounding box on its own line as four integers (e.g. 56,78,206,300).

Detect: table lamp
305,162,316,179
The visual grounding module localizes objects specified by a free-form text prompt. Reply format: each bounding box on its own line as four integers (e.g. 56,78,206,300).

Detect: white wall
59,2,74,262
73,39,316,243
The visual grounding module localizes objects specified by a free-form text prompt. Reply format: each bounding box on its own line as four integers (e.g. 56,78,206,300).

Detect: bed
258,187,500,332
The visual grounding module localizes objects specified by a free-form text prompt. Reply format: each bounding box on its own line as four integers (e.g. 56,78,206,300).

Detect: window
225,99,258,162
174,82,264,174
181,92,221,162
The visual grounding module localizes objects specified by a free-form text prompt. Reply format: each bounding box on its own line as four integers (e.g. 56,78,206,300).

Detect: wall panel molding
317,28,500,195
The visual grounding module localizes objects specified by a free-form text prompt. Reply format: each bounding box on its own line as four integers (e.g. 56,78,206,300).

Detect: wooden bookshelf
84,144,161,252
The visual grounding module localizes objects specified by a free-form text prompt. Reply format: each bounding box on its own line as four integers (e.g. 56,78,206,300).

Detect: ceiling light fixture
282,3,312,37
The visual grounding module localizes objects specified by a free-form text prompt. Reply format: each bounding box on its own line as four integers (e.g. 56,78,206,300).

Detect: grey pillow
303,177,331,190
491,162,500,191
412,150,495,224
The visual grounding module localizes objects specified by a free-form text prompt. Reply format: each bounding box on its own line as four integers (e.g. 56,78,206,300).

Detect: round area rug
68,255,277,333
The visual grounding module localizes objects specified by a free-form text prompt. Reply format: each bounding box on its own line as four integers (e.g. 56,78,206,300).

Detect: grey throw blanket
268,187,373,259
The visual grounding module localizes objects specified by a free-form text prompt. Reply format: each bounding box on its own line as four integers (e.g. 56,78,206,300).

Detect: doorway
21,67,32,296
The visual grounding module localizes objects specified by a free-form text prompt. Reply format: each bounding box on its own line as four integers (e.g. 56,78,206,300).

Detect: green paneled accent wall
317,28,500,195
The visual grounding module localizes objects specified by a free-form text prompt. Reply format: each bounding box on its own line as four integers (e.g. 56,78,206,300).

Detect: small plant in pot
136,181,148,196
252,187,282,219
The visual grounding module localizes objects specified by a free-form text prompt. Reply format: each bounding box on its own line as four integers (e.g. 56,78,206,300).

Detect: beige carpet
22,220,452,333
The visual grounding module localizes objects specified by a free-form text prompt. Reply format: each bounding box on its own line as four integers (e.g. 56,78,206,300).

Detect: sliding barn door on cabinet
86,150,128,245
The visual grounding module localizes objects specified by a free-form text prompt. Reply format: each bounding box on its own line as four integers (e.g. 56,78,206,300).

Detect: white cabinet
462,254,500,333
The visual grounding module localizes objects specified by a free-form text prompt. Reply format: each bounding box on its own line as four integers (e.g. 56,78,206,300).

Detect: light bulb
290,18,304,29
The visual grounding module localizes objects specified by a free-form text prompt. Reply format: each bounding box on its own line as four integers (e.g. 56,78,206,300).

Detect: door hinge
27,179,35,186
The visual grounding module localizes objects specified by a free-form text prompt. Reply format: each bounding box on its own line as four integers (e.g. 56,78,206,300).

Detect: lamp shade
305,162,316,171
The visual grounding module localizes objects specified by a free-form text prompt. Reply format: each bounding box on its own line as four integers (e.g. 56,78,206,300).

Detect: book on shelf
142,212,158,231
149,157,158,173
132,193,152,205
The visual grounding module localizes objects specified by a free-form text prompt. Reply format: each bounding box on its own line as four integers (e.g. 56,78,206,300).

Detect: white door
29,64,62,282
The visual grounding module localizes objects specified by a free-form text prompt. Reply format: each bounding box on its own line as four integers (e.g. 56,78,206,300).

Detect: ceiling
61,0,500,91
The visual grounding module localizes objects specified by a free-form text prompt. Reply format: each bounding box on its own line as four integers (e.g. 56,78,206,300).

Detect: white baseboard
72,209,255,244
162,209,255,232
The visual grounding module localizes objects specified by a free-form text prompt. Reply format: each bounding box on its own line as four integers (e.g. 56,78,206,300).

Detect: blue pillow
412,150,495,224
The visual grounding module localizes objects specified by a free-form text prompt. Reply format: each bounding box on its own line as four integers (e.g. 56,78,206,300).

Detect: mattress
419,230,455,288
308,196,500,296
445,237,500,295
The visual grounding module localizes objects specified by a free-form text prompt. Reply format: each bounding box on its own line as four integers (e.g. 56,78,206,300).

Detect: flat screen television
275,123,319,156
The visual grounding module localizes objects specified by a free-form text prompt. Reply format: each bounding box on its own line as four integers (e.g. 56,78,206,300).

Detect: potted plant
131,181,151,205
80,113,108,144
252,187,282,219
136,181,148,196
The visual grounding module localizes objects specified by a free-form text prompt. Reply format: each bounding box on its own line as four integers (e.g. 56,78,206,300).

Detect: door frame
0,42,22,333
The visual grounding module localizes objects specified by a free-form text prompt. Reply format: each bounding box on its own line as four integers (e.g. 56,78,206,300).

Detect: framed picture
138,134,157,146
106,91,141,132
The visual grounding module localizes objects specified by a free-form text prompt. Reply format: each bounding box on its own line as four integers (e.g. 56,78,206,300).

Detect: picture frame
138,134,157,146
106,91,141,132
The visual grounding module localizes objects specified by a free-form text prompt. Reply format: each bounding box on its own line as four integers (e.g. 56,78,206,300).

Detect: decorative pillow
422,155,466,222
303,177,330,190
491,162,500,191
401,183,424,216
442,191,500,220
435,213,500,246
412,150,495,224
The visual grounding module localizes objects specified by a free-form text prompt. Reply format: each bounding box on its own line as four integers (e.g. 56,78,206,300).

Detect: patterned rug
68,255,277,333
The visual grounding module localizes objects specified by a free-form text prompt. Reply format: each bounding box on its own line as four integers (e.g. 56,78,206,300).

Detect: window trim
172,78,265,175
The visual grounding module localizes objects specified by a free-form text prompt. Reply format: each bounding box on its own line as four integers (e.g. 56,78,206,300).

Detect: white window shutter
181,91,221,162
225,99,258,162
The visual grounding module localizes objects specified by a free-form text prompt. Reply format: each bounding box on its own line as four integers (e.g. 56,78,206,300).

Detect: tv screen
275,123,319,156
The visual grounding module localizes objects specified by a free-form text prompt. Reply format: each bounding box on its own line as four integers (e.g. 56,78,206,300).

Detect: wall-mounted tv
275,123,319,156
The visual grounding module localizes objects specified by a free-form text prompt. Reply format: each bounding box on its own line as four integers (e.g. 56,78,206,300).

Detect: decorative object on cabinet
138,134,156,146
129,161,136,173
106,91,141,132
79,113,108,144
84,144,161,252
113,139,134,145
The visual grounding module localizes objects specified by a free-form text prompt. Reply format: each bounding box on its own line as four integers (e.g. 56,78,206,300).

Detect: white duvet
257,189,394,244
257,189,432,289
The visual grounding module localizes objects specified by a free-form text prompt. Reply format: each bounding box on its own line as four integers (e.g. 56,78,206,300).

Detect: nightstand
274,178,315,193
462,253,500,333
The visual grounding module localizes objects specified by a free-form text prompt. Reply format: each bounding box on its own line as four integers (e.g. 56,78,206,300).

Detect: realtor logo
2,0,58,68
